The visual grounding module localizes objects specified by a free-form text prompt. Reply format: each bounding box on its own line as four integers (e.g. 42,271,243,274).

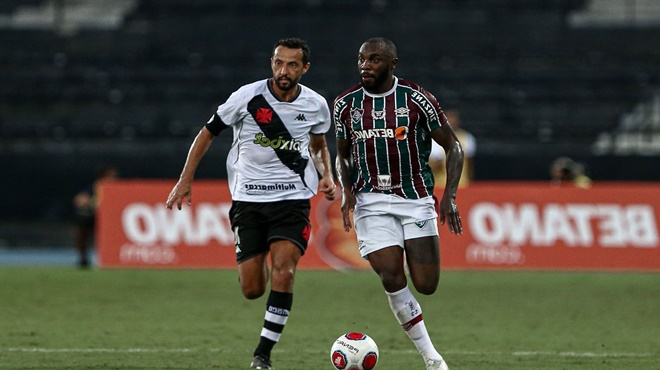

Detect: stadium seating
0,0,659,230
1,0,656,143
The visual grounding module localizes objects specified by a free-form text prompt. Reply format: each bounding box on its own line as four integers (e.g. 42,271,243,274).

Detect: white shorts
353,192,438,258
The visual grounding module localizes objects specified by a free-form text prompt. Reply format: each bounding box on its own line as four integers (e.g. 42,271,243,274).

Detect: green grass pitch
1,267,659,369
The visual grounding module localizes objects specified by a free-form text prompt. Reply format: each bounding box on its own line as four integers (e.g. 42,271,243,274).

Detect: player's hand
319,178,337,201
166,181,192,210
439,196,463,235
340,191,356,232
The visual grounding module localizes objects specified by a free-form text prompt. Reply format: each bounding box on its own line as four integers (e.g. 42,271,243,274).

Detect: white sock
385,286,442,360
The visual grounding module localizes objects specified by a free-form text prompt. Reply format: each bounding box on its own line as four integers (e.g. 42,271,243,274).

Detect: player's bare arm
335,138,356,232
309,133,336,201
166,127,215,210
431,124,464,235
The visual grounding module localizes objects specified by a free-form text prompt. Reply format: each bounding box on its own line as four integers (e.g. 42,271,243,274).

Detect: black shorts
229,199,311,263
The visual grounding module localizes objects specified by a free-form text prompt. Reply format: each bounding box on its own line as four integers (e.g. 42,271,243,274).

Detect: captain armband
205,113,229,136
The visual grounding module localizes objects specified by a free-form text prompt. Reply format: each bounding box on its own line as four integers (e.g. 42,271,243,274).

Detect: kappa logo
255,107,273,124
294,113,307,121
414,220,428,229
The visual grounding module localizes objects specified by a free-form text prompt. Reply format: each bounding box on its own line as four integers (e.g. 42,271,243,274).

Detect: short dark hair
273,38,310,65
364,37,397,59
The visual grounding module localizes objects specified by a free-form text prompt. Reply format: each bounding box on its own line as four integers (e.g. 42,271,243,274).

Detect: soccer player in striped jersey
166,38,336,369
334,37,464,370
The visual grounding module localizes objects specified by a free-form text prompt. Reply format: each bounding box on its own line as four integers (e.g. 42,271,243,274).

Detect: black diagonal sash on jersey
247,94,309,187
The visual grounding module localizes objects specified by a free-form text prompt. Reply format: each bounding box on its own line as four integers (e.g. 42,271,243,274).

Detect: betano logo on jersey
253,132,302,150
354,127,409,141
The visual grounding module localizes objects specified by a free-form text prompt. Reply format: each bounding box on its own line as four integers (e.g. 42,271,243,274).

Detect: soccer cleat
250,354,273,369
425,358,449,370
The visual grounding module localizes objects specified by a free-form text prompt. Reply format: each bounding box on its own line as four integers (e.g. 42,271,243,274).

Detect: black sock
253,290,293,359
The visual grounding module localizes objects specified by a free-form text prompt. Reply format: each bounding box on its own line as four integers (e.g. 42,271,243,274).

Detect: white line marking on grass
511,351,654,358
7,348,193,353
5,348,656,358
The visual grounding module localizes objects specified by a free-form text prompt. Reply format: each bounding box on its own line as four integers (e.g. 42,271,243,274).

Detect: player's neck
364,76,396,95
270,79,299,102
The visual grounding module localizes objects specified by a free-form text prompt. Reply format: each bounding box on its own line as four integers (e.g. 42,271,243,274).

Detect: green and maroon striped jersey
333,77,446,199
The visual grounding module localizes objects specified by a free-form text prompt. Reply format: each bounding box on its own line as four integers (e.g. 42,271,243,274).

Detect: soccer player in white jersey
166,38,336,370
333,37,464,370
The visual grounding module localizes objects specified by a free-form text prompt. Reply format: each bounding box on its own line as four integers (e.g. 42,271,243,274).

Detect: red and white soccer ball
330,332,379,370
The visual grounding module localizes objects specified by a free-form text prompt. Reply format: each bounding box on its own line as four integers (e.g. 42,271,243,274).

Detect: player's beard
360,69,389,91
275,76,297,91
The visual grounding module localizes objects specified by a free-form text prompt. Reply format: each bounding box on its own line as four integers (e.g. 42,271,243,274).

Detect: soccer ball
330,332,379,370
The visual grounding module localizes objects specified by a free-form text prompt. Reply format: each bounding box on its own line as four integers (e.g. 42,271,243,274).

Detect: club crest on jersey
394,107,410,117
255,107,273,124
350,108,363,124
414,220,428,229
372,110,386,120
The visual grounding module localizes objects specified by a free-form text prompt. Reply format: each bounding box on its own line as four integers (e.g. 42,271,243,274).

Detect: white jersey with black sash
206,79,331,202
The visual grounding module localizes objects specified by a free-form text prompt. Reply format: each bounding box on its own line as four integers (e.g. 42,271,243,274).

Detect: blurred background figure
429,109,476,188
72,164,119,268
549,157,592,189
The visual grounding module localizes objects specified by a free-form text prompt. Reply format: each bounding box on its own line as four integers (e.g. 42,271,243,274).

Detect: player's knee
412,276,439,295
240,282,266,299
271,265,295,286
415,283,437,295
379,271,407,292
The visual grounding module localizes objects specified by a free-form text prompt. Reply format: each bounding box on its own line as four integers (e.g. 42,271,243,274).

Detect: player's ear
391,58,398,70
302,62,310,74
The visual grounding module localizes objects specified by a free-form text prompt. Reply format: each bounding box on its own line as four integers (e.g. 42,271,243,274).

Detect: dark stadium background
1,0,659,248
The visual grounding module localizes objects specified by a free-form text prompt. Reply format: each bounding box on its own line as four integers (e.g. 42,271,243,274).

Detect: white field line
3,348,656,358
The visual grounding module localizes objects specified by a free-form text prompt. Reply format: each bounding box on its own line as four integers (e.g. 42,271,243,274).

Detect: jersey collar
362,76,398,98
267,78,302,102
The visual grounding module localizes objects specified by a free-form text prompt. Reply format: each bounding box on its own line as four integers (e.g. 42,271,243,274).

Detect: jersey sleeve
215,87,249,127
332,97,349,140
429,140,446,161
311,97,332,135
418,88,445,132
